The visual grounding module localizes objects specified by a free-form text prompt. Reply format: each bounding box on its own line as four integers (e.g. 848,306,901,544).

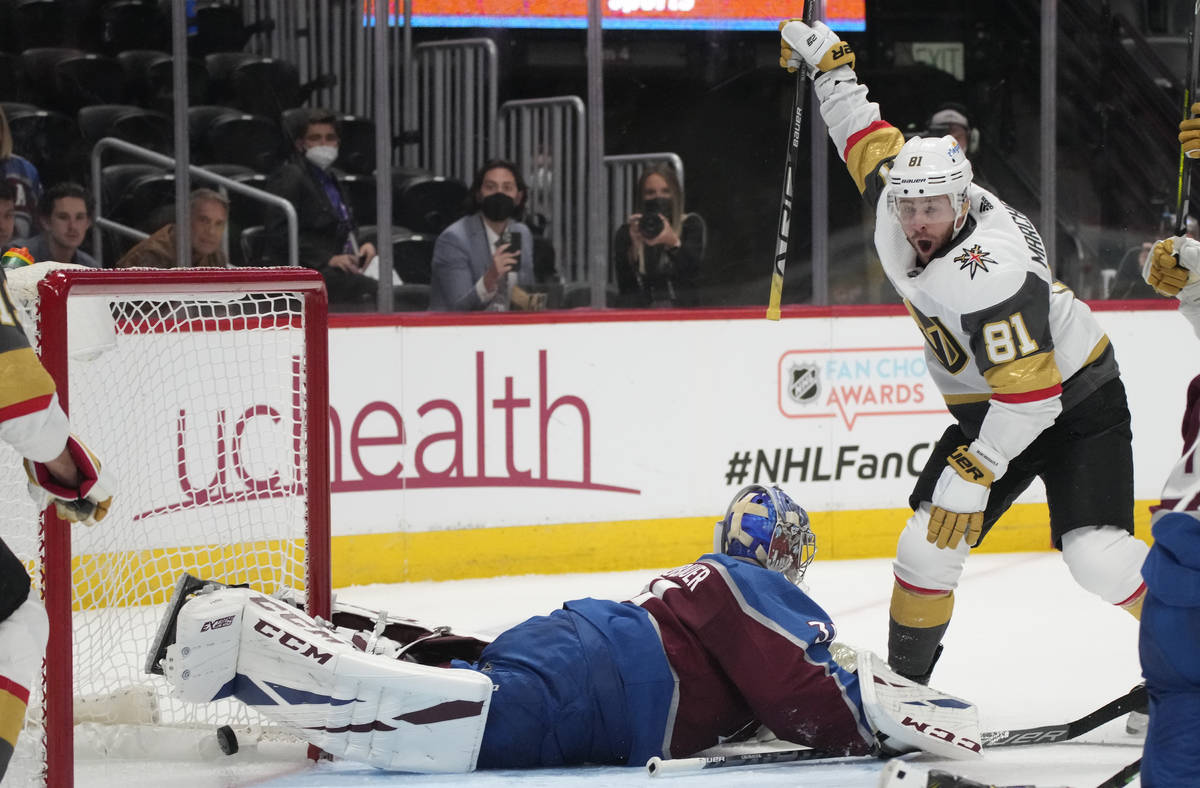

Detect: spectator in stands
115,188,230,269
926,103,992,192
429,159,541,311
265,108,377,305
0,106,43,240
612,164,705,308
0,182,16,249
17,183,96,268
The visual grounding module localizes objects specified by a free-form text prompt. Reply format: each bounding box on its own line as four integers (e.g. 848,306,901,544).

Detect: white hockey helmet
886,135,973,233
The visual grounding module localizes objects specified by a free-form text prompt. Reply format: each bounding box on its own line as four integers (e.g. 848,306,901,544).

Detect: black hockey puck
216,725,239,755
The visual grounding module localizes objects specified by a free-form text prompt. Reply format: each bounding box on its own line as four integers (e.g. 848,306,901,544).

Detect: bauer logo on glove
779,19,855,75
947,445,994,486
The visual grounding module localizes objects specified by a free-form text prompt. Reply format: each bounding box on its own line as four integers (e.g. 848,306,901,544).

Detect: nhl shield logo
788,363,821,405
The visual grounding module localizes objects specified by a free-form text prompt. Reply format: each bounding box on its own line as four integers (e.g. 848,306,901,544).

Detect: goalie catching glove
779,19,855,75
927,444,1004,550
24,434,114,525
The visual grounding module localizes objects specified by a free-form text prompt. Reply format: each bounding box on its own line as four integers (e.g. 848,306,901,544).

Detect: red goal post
0,266,331,787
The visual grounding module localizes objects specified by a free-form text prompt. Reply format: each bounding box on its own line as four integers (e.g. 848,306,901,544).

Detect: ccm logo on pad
200,615,236,632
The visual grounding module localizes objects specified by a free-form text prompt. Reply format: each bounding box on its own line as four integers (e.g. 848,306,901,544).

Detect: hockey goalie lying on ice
146,484,982,773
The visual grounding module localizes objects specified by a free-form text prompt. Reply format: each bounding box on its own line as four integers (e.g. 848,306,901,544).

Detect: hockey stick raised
1174,0,1200,236
765,1,816,321
645,684,1146,777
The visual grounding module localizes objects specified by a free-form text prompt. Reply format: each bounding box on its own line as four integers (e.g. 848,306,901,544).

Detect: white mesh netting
0,267,324,785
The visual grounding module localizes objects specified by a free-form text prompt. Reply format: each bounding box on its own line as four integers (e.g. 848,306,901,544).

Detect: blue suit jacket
429,213,534,311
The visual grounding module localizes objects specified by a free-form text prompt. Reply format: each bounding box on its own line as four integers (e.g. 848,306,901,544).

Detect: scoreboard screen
365,0,865,32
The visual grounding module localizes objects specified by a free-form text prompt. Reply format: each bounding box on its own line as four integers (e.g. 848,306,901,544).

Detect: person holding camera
612,164,706,308
429,159,540,311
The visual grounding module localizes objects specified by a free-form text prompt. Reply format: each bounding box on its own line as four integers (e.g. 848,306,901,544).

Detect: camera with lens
638,198,670,239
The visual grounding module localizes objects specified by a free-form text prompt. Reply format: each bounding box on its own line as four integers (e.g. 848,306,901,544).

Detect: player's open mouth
917,240,933,254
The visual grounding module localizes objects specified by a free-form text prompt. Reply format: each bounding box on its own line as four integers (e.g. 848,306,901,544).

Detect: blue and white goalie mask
714,484,816,586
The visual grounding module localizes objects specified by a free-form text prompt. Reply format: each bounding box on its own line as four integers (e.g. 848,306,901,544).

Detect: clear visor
890,194,956,227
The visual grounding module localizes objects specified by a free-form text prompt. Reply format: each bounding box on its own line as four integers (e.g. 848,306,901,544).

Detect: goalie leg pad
163,586,494,773
856,649,981,761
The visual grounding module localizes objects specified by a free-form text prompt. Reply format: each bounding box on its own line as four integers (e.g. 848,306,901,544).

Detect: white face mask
305,145,338,170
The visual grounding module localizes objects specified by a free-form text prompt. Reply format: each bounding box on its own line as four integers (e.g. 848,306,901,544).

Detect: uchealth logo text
142,350,637,519
723,443,933,486
329,350,636,495
778,348,947,429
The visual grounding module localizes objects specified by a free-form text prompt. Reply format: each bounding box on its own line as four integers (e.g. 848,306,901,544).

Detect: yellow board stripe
329,501,1156,586
24,503,1156,603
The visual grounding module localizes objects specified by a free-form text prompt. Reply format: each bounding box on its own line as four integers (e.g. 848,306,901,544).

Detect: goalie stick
644,684,1146,777
765,0,816,321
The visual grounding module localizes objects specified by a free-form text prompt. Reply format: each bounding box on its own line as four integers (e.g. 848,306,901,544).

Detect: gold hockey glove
1144,237,1191,297
927,445,994,550
1181,101,1200,159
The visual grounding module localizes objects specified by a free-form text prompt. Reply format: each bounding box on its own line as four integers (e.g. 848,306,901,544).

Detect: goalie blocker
148,576,493,773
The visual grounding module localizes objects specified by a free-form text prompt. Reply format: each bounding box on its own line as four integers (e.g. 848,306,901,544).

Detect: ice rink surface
73,551,1146,788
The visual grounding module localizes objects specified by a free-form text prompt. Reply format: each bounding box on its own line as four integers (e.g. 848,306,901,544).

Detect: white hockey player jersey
813,65,1119,465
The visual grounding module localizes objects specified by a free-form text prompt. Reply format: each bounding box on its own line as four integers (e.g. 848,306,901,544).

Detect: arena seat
2,103,82,184
101,0,168,55
53,53,129,113
393,172,468,235
336,173,376,227
120,51,209,111
203,51,257,106
238,224,273,267
0,52,21,101
10,0,70,51
230,57,302,117
391,233,437,285
78,104,172,155
393,283,432,311
19,47,81,104
203,112,284,173
334,115,375,176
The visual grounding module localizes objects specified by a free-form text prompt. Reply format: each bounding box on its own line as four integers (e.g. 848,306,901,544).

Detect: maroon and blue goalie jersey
566,553,875,762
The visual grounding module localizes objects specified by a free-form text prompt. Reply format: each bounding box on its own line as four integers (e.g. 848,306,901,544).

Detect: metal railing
90,137,299,269
499,97,586,282
414,38,498,185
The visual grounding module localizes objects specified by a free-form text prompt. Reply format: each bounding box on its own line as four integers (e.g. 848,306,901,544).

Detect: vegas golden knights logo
905,301,969,374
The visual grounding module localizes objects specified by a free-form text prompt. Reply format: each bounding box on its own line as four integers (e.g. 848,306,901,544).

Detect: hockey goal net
0,266,331,787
